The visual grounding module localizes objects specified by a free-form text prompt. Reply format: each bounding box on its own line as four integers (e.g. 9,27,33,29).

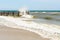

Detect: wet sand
0,25,50,40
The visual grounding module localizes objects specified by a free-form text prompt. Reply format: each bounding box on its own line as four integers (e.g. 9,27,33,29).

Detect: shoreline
0,16,60,40
0,24,50,40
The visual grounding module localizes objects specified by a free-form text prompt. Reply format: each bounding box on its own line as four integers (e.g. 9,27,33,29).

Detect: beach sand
0,25,50,40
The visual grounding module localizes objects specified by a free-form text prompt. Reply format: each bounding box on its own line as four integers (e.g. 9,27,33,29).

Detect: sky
0,0,60,10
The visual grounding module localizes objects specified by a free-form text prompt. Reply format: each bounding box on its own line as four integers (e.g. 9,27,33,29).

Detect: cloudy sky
0,0,60,10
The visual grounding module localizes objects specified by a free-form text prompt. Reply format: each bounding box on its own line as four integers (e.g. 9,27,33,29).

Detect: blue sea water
29,11,60,26
0,10,60,25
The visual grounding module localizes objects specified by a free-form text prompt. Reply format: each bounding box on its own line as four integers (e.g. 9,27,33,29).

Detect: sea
29,10,60,26
0,10,60,26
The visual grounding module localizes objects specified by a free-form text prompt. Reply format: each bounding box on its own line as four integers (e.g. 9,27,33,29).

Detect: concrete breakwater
0,16,60,40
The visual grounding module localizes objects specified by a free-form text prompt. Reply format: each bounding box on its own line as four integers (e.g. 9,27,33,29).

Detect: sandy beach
0,16,60,40
0,24,50,40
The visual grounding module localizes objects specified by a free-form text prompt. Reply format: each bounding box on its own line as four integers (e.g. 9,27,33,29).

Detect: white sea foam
0,16,60,40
